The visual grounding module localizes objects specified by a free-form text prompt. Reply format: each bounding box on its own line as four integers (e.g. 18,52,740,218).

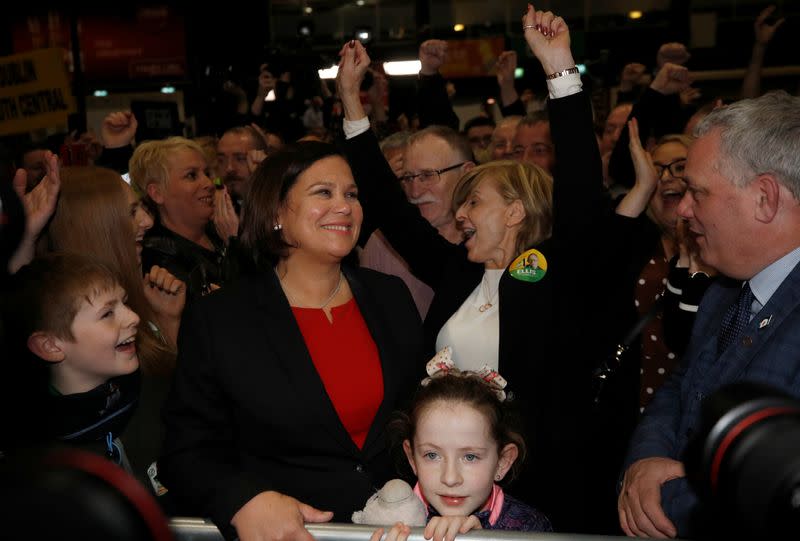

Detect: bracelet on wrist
545,66,580,80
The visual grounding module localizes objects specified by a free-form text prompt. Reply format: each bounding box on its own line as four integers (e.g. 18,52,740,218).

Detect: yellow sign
0,48,75,136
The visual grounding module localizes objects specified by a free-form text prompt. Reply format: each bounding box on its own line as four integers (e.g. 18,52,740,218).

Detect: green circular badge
509,249,547,282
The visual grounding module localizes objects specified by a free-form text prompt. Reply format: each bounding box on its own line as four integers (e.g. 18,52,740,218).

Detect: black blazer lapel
255,271,362,457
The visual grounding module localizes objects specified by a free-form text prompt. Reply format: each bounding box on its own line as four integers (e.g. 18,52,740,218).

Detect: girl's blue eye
424,452,439,460
464,453,478,462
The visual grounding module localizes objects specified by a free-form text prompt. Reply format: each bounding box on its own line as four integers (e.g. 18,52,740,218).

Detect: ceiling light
304,6,313,14
318,65,339,80
453,23,464,32
514,67,524,79
383,60,421,76
160,86,176,94
356,0,365,5
629,10,643,19
93,90,108,97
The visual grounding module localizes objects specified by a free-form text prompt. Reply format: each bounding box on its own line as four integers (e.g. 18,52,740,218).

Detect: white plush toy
351,479,427,527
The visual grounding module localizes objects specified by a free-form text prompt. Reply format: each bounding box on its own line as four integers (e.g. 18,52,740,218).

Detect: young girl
373,364,552,541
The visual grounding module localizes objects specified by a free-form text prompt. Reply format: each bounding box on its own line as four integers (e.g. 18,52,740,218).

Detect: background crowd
1,3,799,541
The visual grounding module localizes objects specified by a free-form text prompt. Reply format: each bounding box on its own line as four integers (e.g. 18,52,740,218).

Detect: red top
292,298,384,449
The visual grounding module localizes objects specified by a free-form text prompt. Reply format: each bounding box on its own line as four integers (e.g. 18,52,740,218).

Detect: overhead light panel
160,86,176,94
383,60,421,76
318,65,339,80
93,90,108,97
356,0,365,5
453,23,465,32
304,6,313,14
355,26,373,43
628,10,643,19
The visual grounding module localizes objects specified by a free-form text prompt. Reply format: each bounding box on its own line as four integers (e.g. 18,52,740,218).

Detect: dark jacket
141,222,242,298
344,91,618,532
159,267,424,540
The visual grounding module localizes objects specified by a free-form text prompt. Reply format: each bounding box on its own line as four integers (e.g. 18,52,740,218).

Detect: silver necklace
478,272,500,312
279,271,344,309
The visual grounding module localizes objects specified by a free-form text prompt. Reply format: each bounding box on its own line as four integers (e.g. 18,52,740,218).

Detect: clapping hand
213,186,239,242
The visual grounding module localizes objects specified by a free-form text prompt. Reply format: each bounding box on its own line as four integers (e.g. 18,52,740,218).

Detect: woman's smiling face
278,155,363,263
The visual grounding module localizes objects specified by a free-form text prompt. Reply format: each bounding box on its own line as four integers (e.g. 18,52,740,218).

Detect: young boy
2,253,141,469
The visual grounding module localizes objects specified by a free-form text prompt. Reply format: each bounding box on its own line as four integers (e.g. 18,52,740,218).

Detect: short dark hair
5,253,121,345
518,110,549,129
463,116,495,133
221,126,269,153
240,141,342,266
390,372,527,484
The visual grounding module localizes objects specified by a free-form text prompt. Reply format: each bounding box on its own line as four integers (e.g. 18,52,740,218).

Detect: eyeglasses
654,158,687,179
399,162,467,185
512,143,553,158
468,134,493,148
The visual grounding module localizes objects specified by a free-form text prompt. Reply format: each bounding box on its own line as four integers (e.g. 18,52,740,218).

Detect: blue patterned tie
718,282,755,355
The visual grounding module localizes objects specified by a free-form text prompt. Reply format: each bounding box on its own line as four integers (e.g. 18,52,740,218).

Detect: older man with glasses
359,125,474,318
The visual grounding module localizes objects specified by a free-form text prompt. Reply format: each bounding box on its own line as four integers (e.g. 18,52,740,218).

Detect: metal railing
169,518,630,541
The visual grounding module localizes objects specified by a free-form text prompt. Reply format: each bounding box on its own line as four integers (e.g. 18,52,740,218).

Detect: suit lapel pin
759,315,773,329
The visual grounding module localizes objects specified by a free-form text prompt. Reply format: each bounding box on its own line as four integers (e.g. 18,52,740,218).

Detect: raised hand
656,43,690,69
679,86,702,107
419,39,448,75
650,63,691,96
213,186,239,242
754,5,784,45
101,111,138,149
495,51,519,106
521,4,574,75
143,265,186,348
15,151,60,239
495,51,518,86
247,149,268,174
336,40,371,120
620,62,650,93
616,118,658,218
7,152,61,273
629,118,657,188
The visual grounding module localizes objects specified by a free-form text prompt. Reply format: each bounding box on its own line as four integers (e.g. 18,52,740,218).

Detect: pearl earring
273,223,282,231
495,474,501,481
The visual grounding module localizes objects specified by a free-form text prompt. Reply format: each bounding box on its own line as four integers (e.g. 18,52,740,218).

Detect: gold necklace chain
478,272,500,312
279,271,344,309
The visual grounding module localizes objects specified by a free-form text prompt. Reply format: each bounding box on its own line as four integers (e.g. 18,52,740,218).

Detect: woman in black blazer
336,10,624,532
159,142,424,541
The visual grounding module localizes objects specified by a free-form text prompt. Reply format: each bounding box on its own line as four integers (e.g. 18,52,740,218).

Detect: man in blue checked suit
618,91,800,539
